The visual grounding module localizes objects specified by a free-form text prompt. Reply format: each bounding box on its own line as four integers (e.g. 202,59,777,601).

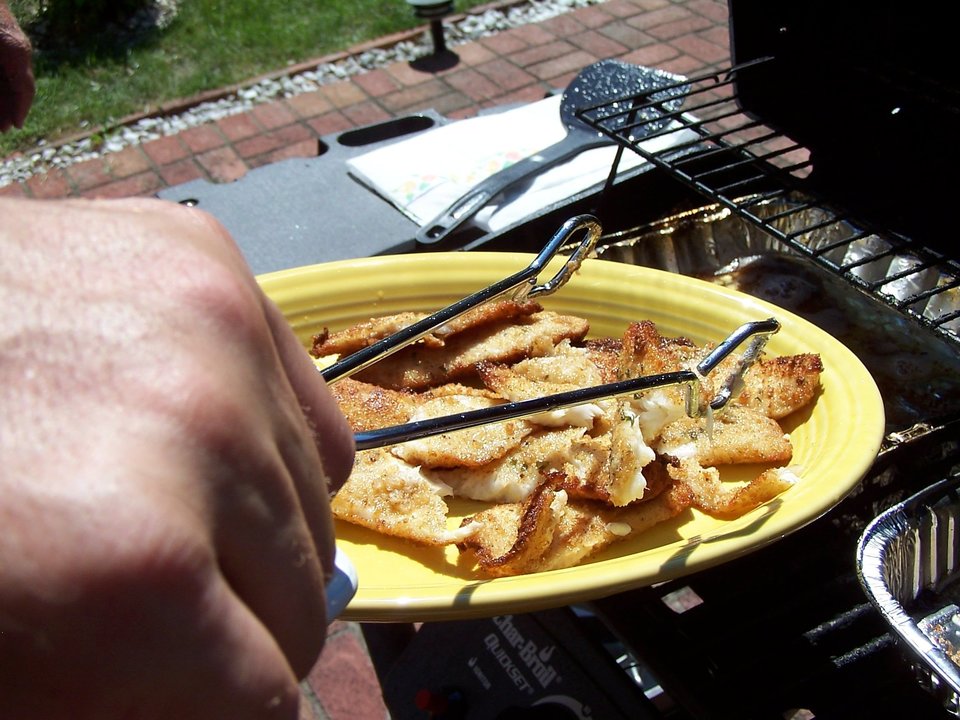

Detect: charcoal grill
371,1,960,718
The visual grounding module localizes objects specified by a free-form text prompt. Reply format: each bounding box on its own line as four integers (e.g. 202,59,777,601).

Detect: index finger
261,296,355,493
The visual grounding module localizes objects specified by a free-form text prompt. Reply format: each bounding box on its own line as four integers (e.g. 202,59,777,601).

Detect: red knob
415,688,449,714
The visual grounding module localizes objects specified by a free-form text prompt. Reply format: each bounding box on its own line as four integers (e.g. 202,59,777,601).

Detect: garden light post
405,0,454,57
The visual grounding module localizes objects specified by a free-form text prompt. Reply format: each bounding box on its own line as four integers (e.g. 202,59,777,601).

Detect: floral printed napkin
347,95,695,235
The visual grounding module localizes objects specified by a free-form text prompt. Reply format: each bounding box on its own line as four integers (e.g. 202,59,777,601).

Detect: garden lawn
2,0,492,156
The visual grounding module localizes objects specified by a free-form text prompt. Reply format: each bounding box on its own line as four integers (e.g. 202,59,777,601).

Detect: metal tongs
321,214,603,384
317,213,780,451
353,318,780,450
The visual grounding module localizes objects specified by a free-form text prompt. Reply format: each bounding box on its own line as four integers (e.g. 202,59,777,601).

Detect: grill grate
578,59,960,347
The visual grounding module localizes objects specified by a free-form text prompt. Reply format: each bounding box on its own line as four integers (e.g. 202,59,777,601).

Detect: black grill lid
728,0,959,246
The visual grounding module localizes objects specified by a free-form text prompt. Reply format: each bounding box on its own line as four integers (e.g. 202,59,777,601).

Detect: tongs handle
356,370,697,451
354,318,780,451
414,132,608,246
320,214,602,385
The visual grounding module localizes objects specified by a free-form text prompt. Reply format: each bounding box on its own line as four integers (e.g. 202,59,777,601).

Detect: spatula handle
415,132,606,245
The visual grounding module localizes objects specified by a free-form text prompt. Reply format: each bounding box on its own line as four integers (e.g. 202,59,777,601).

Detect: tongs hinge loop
519,215,601,300
321,215,601,384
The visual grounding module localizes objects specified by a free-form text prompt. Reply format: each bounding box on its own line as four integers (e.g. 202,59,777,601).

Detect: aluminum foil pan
593,196,959,338
857,474,960,716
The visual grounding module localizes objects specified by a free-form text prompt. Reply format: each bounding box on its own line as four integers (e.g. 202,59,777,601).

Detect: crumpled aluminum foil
591,195,959,337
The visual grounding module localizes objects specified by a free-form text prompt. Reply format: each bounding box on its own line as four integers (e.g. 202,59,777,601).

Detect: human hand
0,197,355,719
0,1,35,131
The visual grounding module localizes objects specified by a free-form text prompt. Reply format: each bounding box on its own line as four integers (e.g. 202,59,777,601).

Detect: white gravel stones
0,0,608,187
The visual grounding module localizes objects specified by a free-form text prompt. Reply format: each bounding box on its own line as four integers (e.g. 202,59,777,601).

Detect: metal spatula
414,60,684,246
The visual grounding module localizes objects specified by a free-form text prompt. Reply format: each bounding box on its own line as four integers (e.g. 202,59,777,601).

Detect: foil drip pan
594,195,960,339
857,474,960,717
582,197,960,434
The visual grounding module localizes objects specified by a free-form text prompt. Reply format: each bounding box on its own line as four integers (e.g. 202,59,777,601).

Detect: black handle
414,130,608,245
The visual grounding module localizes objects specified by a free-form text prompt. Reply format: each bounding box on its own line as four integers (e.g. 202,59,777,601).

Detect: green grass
2,0,492,156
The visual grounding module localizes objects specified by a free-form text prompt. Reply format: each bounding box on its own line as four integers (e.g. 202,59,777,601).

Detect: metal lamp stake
405,0,453,56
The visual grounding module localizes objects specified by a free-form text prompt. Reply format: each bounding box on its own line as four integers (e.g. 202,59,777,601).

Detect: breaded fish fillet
543,481,691,571
392,394,534,469
477,344,614,431
665,457,799,519
329,377,416,432
621,320,701,377
457,481,692,576
430,427,588,503
323,309,820,577
456,484,567,575
332,449,474,546
310,299,542,357
353,311,590,390
656,405,793,466
543,432,611,501
490,340,608,387
330,377,503,433
583,337,623,382
734,354,824,419
621,320,822,420
606,399,657,505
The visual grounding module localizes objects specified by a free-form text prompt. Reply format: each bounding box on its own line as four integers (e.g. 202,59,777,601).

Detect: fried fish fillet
583,337,623,383
430,427,589,503
330,377,503,433
332,449,475,546
543,481,691,570
391,394,534,469
621,320,822,420
665,456,799,519
456,484,566,575
655,405,793,466
733,354,824,419
325,309,820,577
457,481,692,577
605,399,658,505
421,383,501,400
476,343,613,430
477,345,659,506
313,311,429,355
542,432,611,501
428,418,658,508
353,310,590,390
486,340,610,388
329,377,416,432
310,299,543,357
621,320,701,377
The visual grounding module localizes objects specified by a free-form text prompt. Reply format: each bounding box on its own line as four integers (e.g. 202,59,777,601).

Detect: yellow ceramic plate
259,252,885,621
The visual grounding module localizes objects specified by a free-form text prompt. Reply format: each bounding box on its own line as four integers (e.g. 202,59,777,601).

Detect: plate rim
260,252,885,621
